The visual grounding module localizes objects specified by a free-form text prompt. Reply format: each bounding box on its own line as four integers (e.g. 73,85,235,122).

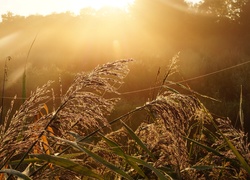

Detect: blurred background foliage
0,0,250,133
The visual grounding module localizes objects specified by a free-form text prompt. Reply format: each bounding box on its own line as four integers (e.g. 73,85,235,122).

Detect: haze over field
0,0,250,129
1,1,250,179
0,0,135,20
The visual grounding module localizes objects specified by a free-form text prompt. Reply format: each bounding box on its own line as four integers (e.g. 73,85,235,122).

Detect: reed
0,58,249,180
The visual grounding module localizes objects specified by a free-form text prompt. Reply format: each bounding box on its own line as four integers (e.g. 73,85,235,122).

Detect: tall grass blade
239,85,244,130
121,121,156,160
222,136,250,174
0,169,31,180
98,133,147,179
212,120,250,174
184,136,224,157
98,133,125,156
9,158,44,165
99,132,171,179
22,71,27,103
22,33,38,102
77,145,133,180
126,156,172,180
9,153,85,166
183,165,230,171
0,56,11,125
53,137,134,180
31,154,103,180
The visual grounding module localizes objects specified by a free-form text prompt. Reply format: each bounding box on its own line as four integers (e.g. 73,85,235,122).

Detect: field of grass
0,58,249,179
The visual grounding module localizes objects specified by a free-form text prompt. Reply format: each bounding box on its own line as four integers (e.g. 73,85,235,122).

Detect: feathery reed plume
136,92,210,178
0,59,133,178
55,59,133,137
1,57,249,179
204,118,250,178
0,81,53,163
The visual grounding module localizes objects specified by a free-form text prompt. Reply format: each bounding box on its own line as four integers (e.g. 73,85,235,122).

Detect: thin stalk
22,33,38,103
239,85,244,131
157,52,179,96
30,100,155,177
8,100,67,179
8,35,40,179
59,101,152,155
0,56,11,125
14,36,39,176
13,99,68,171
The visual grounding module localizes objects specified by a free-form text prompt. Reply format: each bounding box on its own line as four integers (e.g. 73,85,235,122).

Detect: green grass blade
9,158,44,165
220,134,250,174
99,133,171,179
98,133,125,156
211,120,250,174
22,71,27,103
0,169,31,180
121,121,156,160
98,133,147,179
59,152,85,159
183,136,224,157
239,85,244,130
182,165,230,172
31,154,103,180
77,144,133,180
126,156,172,180
9,153,85,166
190,165,215,171
54,136,134,180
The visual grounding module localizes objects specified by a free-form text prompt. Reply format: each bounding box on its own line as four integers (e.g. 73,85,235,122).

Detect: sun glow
185,0,204,5
70,0,134,14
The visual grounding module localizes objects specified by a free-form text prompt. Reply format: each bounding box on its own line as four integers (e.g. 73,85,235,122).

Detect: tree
1,12,14,22
239,0,250,24
199,0,248,20
1,11,25,23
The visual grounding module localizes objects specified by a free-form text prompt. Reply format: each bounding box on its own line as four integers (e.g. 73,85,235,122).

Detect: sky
0,0,135,21
0,0,80,16
0,0,203,20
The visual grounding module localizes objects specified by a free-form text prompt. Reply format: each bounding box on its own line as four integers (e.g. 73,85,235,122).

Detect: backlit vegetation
0,58,249,179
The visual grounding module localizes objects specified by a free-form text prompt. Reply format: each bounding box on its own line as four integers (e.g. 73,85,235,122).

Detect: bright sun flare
70,0,134,14
185,0,204,4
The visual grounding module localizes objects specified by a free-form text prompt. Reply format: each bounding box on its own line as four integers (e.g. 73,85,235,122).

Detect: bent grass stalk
22,33,38,103
1,57,250,179
0,56,11,125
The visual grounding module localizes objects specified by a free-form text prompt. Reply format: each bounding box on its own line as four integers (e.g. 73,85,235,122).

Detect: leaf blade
99,133,147,179
121,121,156,160
53,136,134,180
31,154,103,180
184,136,224,157
0,169,31,180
